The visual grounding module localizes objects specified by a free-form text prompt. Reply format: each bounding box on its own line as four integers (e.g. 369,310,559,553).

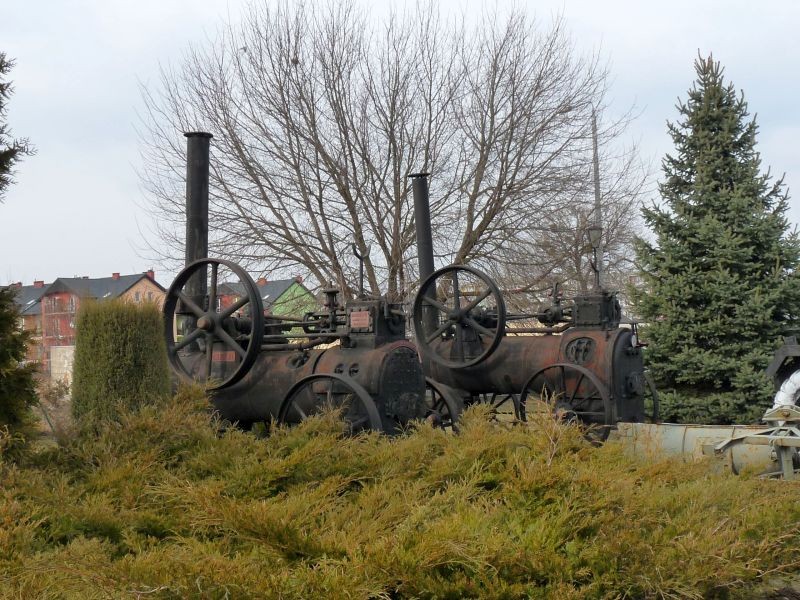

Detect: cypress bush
71,299,170,425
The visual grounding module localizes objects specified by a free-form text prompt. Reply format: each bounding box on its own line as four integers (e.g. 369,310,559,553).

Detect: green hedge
71,299,170,425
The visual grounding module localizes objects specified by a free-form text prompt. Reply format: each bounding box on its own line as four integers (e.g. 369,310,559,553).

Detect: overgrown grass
2,387,799,598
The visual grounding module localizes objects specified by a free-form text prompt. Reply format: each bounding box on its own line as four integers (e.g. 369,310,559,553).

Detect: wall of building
49,345,75,384
120,278,166,307
21,313,44,364
270,282,316,316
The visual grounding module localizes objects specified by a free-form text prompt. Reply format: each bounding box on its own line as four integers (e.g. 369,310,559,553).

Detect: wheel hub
197,315,214,331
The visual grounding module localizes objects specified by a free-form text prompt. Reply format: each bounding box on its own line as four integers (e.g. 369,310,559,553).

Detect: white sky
2,0,799,286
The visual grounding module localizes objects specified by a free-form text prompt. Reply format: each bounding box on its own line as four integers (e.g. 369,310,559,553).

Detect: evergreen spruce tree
633,55,800,424
0,53,30,201
0,53,36,453
0,287,38,442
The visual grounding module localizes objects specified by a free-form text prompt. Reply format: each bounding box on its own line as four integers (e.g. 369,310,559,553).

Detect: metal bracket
714,407,800,480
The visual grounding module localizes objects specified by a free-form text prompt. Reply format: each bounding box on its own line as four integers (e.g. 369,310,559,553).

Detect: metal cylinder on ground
613,421,783,476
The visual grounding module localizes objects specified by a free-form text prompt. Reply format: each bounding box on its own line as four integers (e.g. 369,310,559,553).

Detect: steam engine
165,133,654,438
164,133,429,433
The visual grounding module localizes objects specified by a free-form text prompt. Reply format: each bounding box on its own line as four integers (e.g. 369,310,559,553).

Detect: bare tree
492,124,648,308
139,1,646,300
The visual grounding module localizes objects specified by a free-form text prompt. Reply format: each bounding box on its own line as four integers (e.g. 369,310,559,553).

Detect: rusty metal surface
423,327,645,422
208,340,425,429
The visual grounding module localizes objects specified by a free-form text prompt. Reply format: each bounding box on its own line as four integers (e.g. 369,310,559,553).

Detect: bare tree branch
138,1,647,302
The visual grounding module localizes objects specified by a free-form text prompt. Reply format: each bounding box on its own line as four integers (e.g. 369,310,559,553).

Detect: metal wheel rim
643,370,660,423
163,258,264,390
424,378,464,432
520,362,613,440
412,264,506,369
277,373,383,433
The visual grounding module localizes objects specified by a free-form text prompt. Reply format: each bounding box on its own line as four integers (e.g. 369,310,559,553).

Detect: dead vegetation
2,386,800,598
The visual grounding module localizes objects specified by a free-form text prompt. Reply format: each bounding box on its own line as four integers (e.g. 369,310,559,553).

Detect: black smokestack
410,172,437,333
185,131,212,266
410,173,434,283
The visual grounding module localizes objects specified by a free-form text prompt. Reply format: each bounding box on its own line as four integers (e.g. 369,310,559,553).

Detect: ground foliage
633,55,800,424
71,299,171,427
1,387,799,598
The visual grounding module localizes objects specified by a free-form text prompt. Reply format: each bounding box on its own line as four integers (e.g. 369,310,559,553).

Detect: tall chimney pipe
411,173,434,283
410,172,437,333
184,131,212,301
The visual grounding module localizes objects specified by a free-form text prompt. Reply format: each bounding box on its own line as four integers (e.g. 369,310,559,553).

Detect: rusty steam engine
408,174,657,439
164,132,655,437
165,132,432,433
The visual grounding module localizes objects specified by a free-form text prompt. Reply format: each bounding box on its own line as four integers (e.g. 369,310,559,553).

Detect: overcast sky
2,0,799,286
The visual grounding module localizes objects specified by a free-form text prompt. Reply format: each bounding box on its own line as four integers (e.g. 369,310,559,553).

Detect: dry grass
1,386,799,599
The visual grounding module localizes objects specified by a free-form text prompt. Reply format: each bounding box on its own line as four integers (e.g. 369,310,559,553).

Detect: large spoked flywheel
163,258,264,389
413,265,506,369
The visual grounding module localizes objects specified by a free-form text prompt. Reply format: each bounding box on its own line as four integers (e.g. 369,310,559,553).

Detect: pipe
410,173,434,283
591,110,604,290
614,421,782,476
184,131,213,300
773,369,800,408
504,323,572,335
410,172,436,333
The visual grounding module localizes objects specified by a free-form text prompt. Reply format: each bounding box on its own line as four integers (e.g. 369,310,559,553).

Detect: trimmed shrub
71,299,170,426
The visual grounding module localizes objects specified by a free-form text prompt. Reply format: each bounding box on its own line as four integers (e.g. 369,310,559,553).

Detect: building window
67,297,76,313
147,291,153,300
135,291,141,302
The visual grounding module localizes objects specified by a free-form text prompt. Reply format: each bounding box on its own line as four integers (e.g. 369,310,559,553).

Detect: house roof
220,278,303,310
9,284,49,316
46,274,165,300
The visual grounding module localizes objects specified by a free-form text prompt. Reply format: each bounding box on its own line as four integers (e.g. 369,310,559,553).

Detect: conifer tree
633,55,800,424
0,53,30,201
0,53,36,452
0,287,38,441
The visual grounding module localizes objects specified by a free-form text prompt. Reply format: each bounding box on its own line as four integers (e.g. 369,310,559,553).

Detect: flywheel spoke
177,292,206,318
216,328,247,359
205,334,214,378
426,319,454,344
422,295,449,314
172,328,203,353
462,287,492,313
464,316,494,338
220,295,250,319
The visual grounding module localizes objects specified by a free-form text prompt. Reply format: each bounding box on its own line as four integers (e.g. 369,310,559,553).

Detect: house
7,280,48,363
8,270,165,379
218,276,316,318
